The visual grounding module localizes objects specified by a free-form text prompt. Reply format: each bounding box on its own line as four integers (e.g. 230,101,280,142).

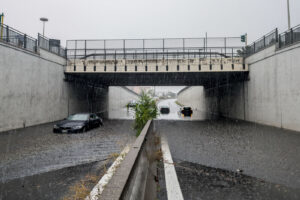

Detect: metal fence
0,23,37,53
246,29,278,56
279,25,300,48
38,33,66,57
66,37,244,60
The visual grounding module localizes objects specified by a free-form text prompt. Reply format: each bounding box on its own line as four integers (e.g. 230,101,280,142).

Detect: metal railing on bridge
279,25,300,48
38,34,67,58
246,29,278,56
0,23,37,53
66,37,245,60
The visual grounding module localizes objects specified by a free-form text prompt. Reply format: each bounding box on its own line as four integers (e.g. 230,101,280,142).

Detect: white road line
85,145,131,200
161,136,184,200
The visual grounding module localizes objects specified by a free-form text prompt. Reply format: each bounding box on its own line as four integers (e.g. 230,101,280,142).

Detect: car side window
93,114,98,119
90,114,94,120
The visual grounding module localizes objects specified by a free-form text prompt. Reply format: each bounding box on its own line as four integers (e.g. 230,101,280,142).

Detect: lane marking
85,145,130,200
161,136,184,200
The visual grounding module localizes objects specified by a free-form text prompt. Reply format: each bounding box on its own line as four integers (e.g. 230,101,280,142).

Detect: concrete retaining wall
0,42,91,132
177,86,219,120
108,86,139,119
219,43,300,132
100,120,159,200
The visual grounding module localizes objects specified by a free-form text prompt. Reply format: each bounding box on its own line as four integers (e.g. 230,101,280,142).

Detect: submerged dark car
160,106,170,114
53,113,103,133
181,107,193,117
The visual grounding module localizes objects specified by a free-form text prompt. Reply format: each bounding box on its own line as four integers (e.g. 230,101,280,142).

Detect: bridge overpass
65,37,248,87
1,21,300,200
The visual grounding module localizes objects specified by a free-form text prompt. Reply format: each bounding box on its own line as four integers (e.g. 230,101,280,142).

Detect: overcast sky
2,0,300,46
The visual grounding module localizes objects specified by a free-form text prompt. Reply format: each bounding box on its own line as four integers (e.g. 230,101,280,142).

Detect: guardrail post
183,38,185,59
35,39,38,52
84,40,87,58
143,39,145,60
123,39,125,60
163,39,165,59
75,40,77,60
23,34,27,49
275,28,279,42
263,36,266,48
224,37,227,57
290,28,294,44
203,38,206,58
6,25,9,42
38,33,40,47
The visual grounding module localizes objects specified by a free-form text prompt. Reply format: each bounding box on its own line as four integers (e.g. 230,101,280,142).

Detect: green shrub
134,91,158,136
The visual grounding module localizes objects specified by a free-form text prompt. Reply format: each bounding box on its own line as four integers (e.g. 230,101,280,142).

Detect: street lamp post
287,0,291,29
40,17,48,36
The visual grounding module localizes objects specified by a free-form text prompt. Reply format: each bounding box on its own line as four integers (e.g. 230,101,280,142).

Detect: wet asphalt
155,119,300,199
1,117,300,200
0,120,135,200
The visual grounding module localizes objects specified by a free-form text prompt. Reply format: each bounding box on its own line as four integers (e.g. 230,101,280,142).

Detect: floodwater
155,120,300,199
0,120,136,200
109,98,207,121
157,98,207,120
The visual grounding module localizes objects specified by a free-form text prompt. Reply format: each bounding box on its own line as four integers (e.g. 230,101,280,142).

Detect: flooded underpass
0,120,136,200
155,120,300,200
1,85,300,200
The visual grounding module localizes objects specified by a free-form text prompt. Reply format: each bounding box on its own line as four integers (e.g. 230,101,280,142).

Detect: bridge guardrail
0,23,37,53
66,37,245,60
246,29,278,57
279,25,300,48
38,33,67,58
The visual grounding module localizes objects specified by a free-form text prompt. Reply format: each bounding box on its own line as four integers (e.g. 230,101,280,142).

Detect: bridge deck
65,57,248,73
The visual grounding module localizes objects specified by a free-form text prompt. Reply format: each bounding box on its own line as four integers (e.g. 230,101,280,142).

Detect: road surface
0,120,136,200
157,98,206,120
155,120,300,199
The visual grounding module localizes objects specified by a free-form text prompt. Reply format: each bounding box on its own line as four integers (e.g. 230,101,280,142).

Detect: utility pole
287,0,291,29
40,17,48,36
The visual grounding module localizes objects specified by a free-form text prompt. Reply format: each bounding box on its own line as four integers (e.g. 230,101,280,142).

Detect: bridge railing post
35,39,38,53
183,38,185,59
163,38,165,60
290,28,294,44
6,25,9,42
84,40,87,58
224,37,227,57
23,34,27,49
123,39,126,60
143,39,145,60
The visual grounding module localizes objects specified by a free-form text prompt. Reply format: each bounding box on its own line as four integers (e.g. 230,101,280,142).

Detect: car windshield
67,114,89,121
